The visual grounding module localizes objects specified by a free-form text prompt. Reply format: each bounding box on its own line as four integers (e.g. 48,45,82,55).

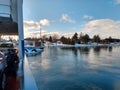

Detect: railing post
17,0,24,90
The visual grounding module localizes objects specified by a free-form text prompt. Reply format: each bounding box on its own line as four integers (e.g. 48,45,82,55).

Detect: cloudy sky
23,0,120,39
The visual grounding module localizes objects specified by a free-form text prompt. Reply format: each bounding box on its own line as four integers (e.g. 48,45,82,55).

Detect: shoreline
47,43,120,47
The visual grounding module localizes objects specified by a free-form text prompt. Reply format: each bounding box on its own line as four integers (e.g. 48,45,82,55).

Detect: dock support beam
17,0,24,90
17,0,24,59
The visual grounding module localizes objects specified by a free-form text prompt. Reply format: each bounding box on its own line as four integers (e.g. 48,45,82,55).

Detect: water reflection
108,46,113,52
72,47,78,56
61,47,91,56
60,46,113,56
93,46,101,53
78,47,90,55
27,46,120,90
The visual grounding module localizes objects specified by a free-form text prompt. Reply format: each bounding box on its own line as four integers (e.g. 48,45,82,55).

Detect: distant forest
25,33,120,45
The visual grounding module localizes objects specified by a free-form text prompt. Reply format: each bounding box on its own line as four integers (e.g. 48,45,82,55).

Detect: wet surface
27,46,120,90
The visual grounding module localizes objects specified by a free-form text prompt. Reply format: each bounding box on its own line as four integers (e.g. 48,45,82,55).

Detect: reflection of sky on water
27,46,120,90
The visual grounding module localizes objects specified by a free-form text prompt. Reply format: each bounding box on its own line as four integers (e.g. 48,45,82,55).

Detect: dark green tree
48,36,53,42
72,33,78,44
83,34,90,44
79,33,90,44
108,36,113,42
60,36,66,44
93,35,100,43
67,38,72,44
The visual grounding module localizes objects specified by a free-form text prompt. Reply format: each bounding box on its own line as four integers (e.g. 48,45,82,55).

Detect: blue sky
23,0,120,38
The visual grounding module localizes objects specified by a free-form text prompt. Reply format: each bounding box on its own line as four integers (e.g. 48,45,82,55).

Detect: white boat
25,45,43,56
74,43,92,47
36,46,44,52
48,41,63,47
36,45,45,49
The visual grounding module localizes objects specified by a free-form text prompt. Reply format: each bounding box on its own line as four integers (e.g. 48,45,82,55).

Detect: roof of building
0,16,18,35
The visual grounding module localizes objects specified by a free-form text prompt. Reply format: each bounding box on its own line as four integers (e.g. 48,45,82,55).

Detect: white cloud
116,0,120,4
24,19,51,29
24,19,120,39
60,14,75,23
24,20,38,29
24,19,51,38
81,19,120,39
24,27,47,38
40,19,50,26
83,14,93,19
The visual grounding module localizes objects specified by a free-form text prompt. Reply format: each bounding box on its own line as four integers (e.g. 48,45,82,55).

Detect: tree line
49,33,120,45
25,32,120,45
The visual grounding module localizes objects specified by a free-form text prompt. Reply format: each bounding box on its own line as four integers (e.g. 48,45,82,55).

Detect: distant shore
47,42,120,47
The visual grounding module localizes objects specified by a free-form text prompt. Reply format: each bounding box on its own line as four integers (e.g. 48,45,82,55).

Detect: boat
24,45,43,56
48,41,63,47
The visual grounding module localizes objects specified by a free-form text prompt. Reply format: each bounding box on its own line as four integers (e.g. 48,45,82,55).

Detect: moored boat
24,45,43,56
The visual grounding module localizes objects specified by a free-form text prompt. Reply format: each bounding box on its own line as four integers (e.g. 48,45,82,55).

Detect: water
27,46,120,90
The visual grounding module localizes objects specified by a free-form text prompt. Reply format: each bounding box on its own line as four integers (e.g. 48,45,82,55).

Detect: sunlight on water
27,46,120,90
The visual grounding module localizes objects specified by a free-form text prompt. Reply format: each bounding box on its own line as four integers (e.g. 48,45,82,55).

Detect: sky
23,0,120,39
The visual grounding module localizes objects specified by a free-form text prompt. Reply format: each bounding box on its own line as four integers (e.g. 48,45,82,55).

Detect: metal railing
24,56,38,90
17,56,38,90
0,13,10,17
0,4,11,16
0,0,12,21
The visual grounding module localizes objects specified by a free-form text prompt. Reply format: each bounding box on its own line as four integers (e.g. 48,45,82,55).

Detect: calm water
27,46,120,90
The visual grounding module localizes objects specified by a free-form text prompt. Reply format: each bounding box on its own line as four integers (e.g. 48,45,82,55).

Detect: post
40,24,42,39
17,0,24,59
0,35,1,41
17,0,24,90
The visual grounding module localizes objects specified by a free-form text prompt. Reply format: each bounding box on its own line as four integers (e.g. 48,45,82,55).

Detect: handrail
24,56,38,90
0,13,10,15
0,0,12,19
0,13,12,21
0,4,10,7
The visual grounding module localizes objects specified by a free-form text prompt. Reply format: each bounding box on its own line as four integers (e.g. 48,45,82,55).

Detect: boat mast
40,24,42,39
